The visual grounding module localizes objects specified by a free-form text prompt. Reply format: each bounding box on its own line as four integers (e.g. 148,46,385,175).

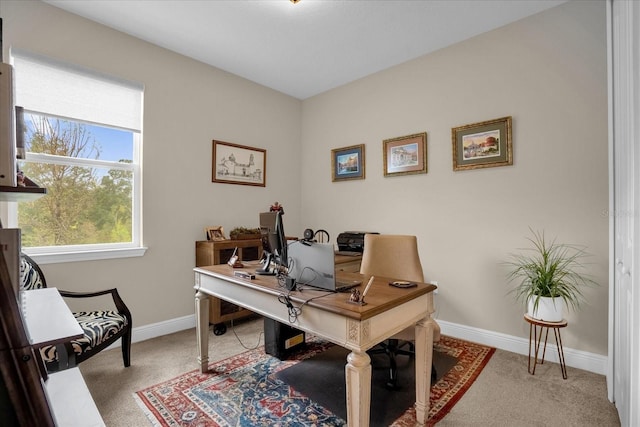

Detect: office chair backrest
359,234,424,283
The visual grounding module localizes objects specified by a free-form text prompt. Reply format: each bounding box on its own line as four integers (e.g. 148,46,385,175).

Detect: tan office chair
360,234,440,389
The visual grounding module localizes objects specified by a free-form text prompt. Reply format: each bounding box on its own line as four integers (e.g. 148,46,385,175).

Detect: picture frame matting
383,132,427,177
331,144,366,182
452,116,513,171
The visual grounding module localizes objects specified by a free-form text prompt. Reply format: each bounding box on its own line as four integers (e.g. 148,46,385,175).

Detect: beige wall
3,1,608,356
2,0,303,326
300,0,608,355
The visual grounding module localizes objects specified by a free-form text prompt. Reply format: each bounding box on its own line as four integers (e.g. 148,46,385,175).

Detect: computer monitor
256,211,288,275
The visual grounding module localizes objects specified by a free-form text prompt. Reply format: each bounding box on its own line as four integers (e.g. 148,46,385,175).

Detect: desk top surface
195,263,436,321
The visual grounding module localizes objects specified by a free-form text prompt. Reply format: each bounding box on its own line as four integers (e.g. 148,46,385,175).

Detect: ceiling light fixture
290,0,301,3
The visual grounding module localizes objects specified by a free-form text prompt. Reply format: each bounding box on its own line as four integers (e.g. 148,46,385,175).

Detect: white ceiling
44,0,567,100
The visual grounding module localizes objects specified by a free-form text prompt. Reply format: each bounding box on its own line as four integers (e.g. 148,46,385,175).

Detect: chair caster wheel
213,323,227,335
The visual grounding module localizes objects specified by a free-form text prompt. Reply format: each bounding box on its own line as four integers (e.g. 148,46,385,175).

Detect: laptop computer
287,241,362,292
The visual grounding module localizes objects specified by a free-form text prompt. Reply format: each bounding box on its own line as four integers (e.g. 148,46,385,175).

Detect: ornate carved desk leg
345,350,372,427
195,287,210,373
415,315,436,426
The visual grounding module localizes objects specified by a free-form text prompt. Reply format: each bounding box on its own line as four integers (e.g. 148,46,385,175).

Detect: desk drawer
335,255,362,273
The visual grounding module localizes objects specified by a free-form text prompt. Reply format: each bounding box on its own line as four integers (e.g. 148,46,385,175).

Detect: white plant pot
527,296,564,322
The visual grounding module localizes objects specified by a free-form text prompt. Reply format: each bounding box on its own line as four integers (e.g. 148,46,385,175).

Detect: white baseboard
438,320,607,375
111,315,607,375
132,314,196,343
106,314,196,351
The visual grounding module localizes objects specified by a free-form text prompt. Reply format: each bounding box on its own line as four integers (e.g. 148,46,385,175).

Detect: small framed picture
212,140,266,187
452,116,512,171
331,144,365,182
205,226,226,241
383,132,427,177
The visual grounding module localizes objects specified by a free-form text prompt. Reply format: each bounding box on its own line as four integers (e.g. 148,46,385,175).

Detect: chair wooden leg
121,329,132,367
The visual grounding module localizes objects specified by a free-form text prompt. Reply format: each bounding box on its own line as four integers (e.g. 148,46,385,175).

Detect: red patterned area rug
134,336,494,427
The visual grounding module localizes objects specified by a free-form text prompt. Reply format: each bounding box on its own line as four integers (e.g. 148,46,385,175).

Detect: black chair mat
274,345,457,426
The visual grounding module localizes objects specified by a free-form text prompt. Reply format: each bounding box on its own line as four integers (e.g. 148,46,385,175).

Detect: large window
10,50,144,262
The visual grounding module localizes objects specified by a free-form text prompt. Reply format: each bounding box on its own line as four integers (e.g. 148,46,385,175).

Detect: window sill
23,247,147,265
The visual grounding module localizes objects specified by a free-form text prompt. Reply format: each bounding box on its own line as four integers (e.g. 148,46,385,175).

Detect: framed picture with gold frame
452,116,512,171
383,132,427,177
212,140,266,187
205,226,226,241
331,144,365,182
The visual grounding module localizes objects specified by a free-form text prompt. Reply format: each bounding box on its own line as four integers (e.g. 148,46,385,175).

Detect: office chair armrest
58,288,132,320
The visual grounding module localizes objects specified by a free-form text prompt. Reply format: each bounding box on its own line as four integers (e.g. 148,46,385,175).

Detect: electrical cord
293,266,320,288
278,293,300,323
277,289,333,323
229,318,264,350
276,268,289,289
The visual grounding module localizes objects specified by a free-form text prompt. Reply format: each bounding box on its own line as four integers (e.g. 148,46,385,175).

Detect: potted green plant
229,227,261,240
505,229,597,322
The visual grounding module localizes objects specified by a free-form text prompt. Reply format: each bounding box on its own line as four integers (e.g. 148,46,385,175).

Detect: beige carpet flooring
79,317,620,426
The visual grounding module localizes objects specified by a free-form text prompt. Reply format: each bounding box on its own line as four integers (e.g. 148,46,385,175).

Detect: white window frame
6,50,146,264
18,139,144,264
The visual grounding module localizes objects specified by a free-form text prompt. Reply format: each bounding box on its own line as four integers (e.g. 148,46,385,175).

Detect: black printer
336,231,379,253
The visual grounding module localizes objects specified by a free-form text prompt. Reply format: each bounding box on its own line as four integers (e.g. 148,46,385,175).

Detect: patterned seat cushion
20,257,45,291
39,310,128,363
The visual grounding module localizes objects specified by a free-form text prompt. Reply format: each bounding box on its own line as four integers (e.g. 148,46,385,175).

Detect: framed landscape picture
331,144,365,182
452,116,512,171
212,140,266,187
383,132,427,177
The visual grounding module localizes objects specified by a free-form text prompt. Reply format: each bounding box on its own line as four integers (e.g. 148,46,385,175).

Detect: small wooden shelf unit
195,239,263,333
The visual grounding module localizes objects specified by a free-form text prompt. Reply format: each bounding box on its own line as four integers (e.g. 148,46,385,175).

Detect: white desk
194,264,437,427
